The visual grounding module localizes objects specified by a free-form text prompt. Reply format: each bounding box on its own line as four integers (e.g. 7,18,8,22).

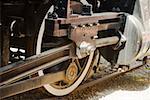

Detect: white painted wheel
36,6,94,96
38,53,94,96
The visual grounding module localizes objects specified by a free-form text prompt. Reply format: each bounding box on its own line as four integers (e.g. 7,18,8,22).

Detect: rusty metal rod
0,56,70,86
0,44,72,82
0,71,65,99
0,44,71,74
96,36,119,48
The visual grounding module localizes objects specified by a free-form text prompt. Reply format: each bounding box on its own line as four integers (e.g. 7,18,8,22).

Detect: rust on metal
1,28,10,67
0,71,65,99
0,44,72,82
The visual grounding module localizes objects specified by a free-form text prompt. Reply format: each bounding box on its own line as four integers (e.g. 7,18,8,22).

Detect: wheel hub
65,62,78,82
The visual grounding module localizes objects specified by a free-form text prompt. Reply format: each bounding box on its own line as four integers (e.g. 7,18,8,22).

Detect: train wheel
35,6,95,96
38,53,94,96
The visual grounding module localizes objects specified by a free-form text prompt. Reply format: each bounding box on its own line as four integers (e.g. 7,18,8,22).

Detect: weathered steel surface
0,71,65,99
53,12,122,25
0,36,122,98
96,36,119,48
0,27,1,67
0,56,70,86
1,28,10,67
0,44,71,82
70,22,120,46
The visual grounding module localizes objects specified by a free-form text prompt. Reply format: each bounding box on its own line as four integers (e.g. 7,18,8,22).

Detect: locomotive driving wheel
38,53,94,96
34,6,95,96
37,38,94,96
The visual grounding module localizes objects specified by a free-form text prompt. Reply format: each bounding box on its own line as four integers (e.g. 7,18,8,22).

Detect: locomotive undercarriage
0,0,150,99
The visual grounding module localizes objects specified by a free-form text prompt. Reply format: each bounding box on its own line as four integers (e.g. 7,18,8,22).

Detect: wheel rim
36,6,94,96
38,52,94,96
